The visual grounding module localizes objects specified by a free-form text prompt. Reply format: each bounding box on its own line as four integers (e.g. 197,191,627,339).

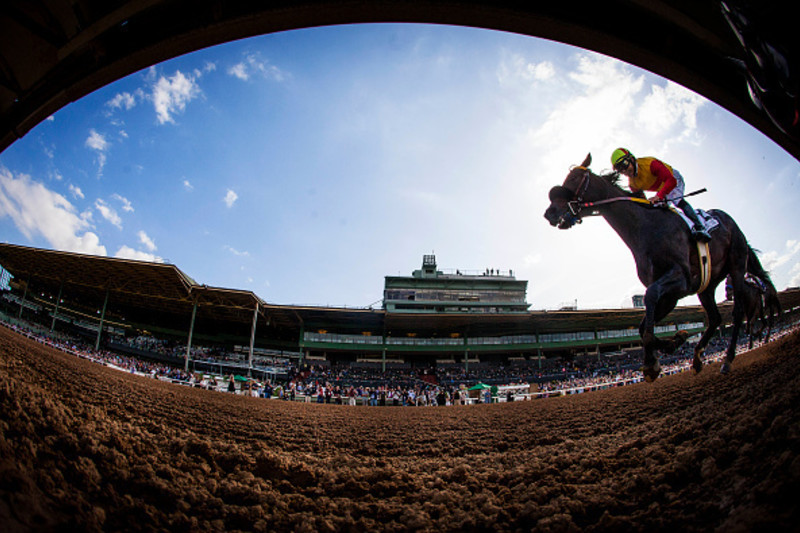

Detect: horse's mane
595,170,639,197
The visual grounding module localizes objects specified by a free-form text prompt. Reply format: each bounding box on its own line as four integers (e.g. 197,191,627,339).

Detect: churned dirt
1,325,799,532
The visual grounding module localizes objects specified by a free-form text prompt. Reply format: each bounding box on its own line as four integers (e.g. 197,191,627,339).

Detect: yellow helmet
611,148,635,171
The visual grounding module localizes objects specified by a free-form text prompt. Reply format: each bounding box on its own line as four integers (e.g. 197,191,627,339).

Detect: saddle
671,207,720,235
744,272,768,293
724,273,767,298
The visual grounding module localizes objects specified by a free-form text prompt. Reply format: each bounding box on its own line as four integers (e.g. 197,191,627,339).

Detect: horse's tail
746,246,782,318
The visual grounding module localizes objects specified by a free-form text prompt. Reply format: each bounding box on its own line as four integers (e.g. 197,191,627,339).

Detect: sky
1,23,799,311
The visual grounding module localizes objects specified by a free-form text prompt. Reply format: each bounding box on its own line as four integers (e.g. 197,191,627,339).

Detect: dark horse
725,273,782,349
543,153,778,381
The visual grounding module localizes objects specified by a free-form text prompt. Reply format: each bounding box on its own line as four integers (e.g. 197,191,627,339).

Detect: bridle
566,166,591,218
548,165,592,228
550,165,654,227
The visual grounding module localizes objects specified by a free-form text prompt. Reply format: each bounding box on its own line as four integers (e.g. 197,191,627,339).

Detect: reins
566,166,706,218
569,195,651,217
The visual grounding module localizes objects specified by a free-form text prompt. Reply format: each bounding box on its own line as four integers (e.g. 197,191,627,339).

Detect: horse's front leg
641,266,690,382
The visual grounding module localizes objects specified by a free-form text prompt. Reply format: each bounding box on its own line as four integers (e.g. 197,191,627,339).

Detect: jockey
611,148,711,242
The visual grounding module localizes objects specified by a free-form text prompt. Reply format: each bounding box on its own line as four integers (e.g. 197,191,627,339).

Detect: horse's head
544,153,594,229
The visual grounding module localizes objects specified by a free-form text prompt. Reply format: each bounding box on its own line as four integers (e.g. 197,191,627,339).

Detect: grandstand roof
0,243,265,336
3,243,799,346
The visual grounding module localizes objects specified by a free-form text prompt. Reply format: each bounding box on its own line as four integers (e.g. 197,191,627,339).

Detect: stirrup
692,227,711,242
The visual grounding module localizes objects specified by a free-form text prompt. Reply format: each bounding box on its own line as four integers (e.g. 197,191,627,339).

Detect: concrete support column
50,281,63,333
17,277,29,319
247,303,259,377
95,287,109,351
185,300,198,372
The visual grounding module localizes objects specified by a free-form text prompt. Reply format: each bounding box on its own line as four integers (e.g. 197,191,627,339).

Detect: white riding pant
665,169,686,205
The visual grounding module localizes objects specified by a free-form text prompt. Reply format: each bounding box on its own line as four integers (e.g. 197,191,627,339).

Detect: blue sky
1,23,799,310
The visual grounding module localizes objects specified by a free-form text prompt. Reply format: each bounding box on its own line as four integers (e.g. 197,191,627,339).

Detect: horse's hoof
692,360,703,374
720,362,731,374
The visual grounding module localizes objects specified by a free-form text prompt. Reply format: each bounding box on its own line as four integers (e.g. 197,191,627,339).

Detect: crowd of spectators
111,333,295,369
2,309,797,406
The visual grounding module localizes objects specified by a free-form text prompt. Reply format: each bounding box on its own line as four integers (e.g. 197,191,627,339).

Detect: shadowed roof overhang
0,1,798,161
0,243,267,334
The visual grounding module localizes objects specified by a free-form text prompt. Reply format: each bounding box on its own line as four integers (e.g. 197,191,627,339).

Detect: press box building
383,255,529,314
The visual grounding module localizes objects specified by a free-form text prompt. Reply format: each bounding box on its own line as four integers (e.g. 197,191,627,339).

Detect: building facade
383,255,529,314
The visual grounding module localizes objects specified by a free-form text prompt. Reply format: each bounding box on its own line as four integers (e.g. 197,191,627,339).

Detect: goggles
613,156,633,172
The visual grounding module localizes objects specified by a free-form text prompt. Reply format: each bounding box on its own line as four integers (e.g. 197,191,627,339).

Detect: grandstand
2,242,799,381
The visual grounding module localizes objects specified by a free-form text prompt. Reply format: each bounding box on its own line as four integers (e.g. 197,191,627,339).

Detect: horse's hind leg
753,299,766,345
723,286,747,374
764,308,774,343
694,291,721,373
641,330,662,382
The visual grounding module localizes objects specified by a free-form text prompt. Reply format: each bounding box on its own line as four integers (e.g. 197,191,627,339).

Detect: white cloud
193,62,217,78
85,129,109,151
112,193,134,212
0,168,106,255
106,91,137,111
639,82,705,140
789,262,800,287
68,184,84,199
761,240,800,272
530,54,645,184
85,129,109,176
152,70,201,125
224,245,249,256
94,198,122,229
227,53,286,82
105,88,145,117
523,253,542,266
224,189,238,208
114,245,163,263
497,54,555,86
228,63,249,81
137,230,157,252
183,179,194,191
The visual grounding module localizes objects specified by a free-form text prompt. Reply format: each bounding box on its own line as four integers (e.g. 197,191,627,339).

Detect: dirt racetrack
1,325,799,532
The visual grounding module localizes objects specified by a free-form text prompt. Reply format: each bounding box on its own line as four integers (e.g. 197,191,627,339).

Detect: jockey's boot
678,199,711,242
